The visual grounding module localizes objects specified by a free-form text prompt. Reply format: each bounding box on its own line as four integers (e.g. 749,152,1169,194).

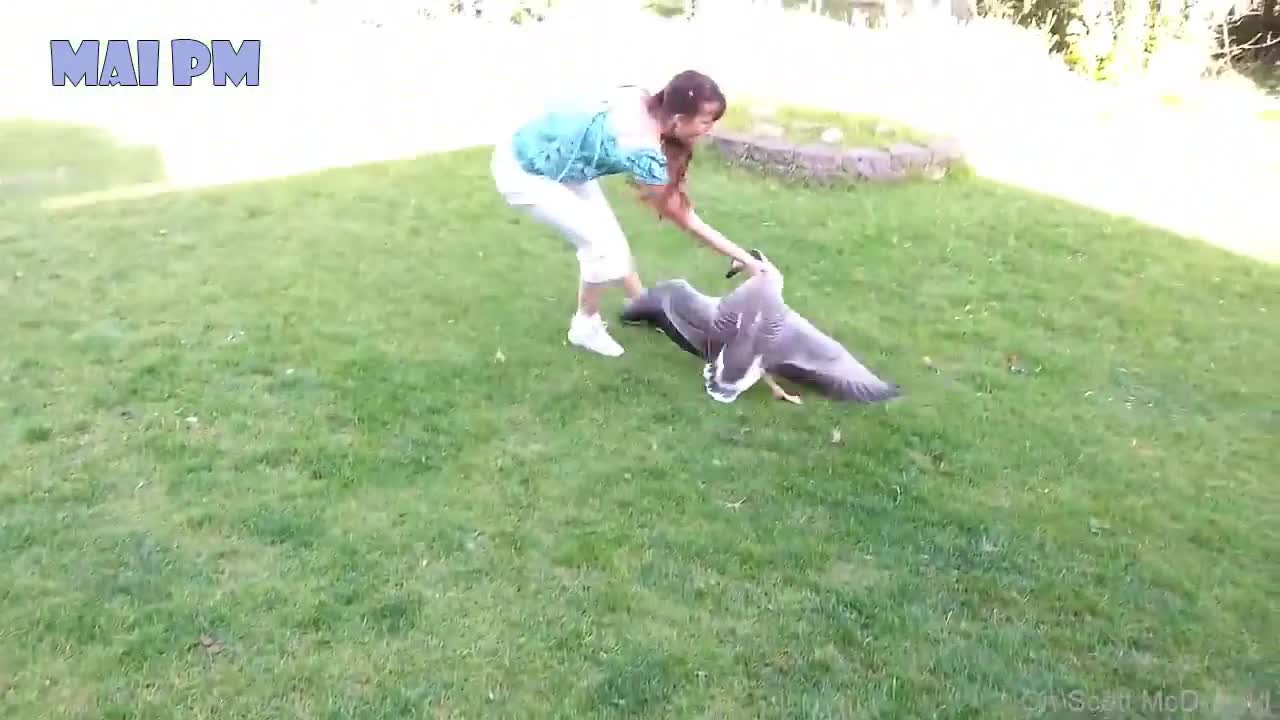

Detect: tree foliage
372,0,1279,80
973,0,1279,78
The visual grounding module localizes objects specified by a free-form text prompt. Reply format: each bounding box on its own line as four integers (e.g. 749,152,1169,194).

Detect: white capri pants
490,138,635,285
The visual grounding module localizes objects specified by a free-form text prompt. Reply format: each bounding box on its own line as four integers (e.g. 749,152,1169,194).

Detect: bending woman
490,69,768,358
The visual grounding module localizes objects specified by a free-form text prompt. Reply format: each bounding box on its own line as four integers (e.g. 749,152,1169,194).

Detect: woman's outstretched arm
682,209,765,273
633,179,764,274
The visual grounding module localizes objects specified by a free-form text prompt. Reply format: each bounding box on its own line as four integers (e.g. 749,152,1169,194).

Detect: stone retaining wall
708,131,966,184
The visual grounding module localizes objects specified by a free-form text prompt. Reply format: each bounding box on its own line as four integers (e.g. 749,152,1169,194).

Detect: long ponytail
639,74,724,230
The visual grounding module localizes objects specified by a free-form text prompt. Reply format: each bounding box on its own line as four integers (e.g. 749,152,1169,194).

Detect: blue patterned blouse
509,88,670,186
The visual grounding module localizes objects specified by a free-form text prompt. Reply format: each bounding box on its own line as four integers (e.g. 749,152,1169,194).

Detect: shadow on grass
0,119,167,207
3,135,1278,717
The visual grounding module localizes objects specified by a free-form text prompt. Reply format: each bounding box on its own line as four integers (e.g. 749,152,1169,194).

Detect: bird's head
725,248,768,279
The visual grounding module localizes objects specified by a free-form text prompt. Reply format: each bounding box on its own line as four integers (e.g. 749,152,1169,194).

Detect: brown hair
641,70,726,228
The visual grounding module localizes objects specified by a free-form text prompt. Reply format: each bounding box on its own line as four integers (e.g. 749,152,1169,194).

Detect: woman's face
669,101,723,143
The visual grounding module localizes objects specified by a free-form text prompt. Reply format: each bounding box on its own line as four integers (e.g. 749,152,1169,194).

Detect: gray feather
621,253,899,404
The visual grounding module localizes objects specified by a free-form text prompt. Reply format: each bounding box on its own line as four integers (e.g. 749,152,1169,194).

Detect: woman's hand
740,255,769,276
726,245,773,278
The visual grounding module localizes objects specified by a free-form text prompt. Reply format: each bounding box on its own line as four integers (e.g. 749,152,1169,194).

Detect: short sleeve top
509,86,669,186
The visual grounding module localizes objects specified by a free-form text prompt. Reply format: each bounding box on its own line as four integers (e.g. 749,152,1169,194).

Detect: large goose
621,249,900,405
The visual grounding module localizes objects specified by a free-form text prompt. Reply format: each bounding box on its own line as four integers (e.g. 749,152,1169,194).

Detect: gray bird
620,249,901,405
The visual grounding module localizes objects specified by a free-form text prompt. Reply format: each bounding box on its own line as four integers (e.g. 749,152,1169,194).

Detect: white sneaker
567,313,624,357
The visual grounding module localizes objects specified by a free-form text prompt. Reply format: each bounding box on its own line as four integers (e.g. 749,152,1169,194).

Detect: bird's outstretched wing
765,313,900,403
620,280,717,359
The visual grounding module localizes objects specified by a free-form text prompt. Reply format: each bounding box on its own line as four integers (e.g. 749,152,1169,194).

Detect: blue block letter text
171,39,211,86
212,40,260,86
51,40,99,86
100,40,138,86
138,40,160,86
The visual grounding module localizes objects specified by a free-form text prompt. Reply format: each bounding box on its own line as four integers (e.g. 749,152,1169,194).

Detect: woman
490,69,768,358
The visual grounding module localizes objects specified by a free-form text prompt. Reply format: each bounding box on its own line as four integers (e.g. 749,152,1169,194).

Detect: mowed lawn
2,120,1277,718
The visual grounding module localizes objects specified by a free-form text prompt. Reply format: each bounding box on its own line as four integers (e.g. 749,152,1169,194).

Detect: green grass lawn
717,99,938,150
2,120,1277,718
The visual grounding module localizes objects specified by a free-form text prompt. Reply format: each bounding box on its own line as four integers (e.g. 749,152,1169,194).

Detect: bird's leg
763,373,802,405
